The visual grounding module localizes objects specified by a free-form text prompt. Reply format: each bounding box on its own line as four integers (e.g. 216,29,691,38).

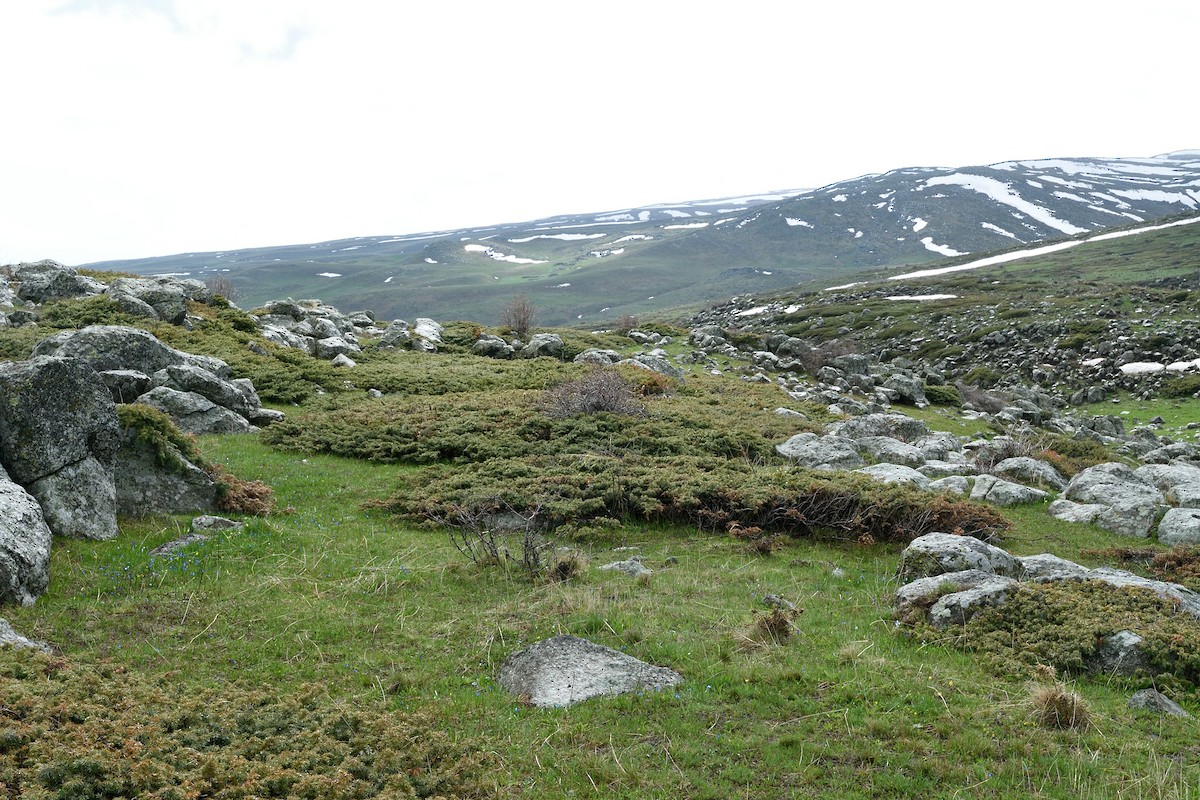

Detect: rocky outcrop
497,635,682,707
9,260,105,304
896,533,1200,636
33,326,278,432
0,356,119,540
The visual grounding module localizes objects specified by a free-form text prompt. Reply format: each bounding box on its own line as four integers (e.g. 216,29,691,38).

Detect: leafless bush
539,368,645,418
615,314,639,334
204,274,237,303
499,294,536,340
439,501,551,579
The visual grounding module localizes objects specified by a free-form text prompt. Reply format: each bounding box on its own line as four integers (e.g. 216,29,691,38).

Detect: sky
2,1,1197,266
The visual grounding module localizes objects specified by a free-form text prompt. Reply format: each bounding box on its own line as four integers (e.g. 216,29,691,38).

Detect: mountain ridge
81,151,1200,326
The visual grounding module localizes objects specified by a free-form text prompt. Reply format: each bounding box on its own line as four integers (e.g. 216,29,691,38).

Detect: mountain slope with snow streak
82,151,1200,326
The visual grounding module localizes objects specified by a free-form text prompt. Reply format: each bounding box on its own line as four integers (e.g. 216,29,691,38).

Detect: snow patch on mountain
923,173,1089,236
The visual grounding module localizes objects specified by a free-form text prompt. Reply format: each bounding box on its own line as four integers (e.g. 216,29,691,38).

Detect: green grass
5,433,1199,798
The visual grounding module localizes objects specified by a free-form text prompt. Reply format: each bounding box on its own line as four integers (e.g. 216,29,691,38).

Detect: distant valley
86,150,1200,326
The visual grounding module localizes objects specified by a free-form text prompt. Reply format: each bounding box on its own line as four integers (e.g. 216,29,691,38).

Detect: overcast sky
3,1,1196,265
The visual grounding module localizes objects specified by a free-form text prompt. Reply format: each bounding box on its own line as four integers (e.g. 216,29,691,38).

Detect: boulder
893,568,997,621
574,348,622,366
1019,553,1092,581
0,356,119,540
619,351,683,378
32,325,230,377
829,413,929,443
775,433,864,470
856,463,932,489
314,336,360,360
928,577,1018,628
153,364,256,418
0,475,52,605
1128,689,1191,717
0,617,51,652
497,635,682,708
107,276,204,324
928,475,969,495
897,532,1021,584
970,475,1049,506
914,432,965,461
882,374,929,407
377,320,412,348
1167,482,1200,508
855,436,926,467
115,425,219,516
413,318,444,347
473,335,516,359
1063,463,1165,538
520,333,565,359
10,260,105,303
136,387,254,435
992,457,1067,491
1047,498,1107,525
1135,463,1200,494
1087,630,1148,676
598,559,653,578
1156,508,1200,545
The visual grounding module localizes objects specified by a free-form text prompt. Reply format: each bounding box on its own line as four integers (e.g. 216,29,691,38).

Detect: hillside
83,151,1200,327
3,212,1200,797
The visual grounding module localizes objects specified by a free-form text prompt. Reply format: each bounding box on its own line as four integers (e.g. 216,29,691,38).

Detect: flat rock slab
498,635,681,708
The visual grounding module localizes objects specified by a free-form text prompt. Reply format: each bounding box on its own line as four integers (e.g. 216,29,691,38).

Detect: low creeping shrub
380,454,1010,544
0,648,492,799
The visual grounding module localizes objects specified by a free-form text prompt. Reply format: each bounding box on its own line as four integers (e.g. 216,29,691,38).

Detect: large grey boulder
115,426,219,516
100,369,154,403
893,568,997,621
1128,689,1191,717
0,356,119,540
152,364,256,419
1134,463,1200,490
882,374,929,407
775,433,864,470
473,334,516,359
574,348,622,366
1047,498,1107,525
1063,463,1165,537
1157,508,1200,545
10,260,105,303
1087,630,1148,676
914,432,965,461
107,276,208,324
520,333,565,359
856,463,932,489
497,635,682,707
32,325,230,377
0,474,52,605
993,457,1067,491
855,436,926,467
1019,553,1092,581
897,532,1021,584
928,577,1018,628
619,351,683,379
970,474,1049,506
829,413,929,443
136,387,253,435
